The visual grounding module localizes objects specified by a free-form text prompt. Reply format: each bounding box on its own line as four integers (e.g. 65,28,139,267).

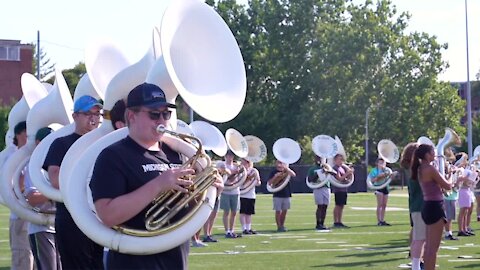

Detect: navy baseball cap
74,95,103,113
35,127,53,141
127,83,176,109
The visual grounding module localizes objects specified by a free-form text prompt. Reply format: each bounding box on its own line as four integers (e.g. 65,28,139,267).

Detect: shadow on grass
0,267,10,270
454,263,480,268
310,257,401,268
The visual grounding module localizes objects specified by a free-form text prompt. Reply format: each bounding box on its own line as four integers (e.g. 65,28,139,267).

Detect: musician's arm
47,165,60,189
284,166,296,177
254,169,261,186
430,166,452,190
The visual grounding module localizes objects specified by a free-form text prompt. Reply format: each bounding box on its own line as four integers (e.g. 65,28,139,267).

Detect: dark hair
13,121,27,146
400,142,418,169
334,153,343,160
411,144,434,180
110,99,126,130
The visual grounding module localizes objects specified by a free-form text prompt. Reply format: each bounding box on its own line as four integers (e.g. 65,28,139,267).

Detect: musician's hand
212,172,224,194
154,168,195,193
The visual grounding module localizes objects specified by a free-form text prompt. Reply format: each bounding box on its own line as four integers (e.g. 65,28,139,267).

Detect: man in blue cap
90,83,223,269
44,95,103,269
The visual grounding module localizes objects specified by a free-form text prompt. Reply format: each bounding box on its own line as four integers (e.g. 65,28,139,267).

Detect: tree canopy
206,0,466,165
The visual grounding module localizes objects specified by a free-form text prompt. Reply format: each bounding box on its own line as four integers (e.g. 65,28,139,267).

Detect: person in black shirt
44,95,103,269
90,83,223,269
267,160,296,232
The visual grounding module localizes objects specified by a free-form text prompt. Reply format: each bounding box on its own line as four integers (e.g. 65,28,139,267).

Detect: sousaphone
267,138,301,193
64,0,246,255
328,136,355,188
0,69,73,225
367,139,399,190
222,128,248,191
306,135,338,189
240,135,266,195
189,121,227,157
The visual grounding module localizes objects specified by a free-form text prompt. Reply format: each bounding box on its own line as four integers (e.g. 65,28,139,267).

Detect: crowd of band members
4,86,480,269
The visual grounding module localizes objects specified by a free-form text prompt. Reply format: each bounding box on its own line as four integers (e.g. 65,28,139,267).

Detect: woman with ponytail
411,144,452,270
401,142,424,270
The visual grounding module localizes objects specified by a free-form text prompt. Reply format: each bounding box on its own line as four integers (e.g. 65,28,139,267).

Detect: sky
1,0,478,82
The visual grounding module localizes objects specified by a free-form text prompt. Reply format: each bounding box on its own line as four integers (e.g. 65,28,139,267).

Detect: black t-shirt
43,132,81,220
268,169,292,198
90,136,189,269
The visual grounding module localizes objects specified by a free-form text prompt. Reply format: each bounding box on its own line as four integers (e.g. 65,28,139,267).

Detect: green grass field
1,190,479,269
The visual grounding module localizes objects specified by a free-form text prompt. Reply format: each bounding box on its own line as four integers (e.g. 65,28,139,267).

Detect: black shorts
334,192,347,206
240,198,256,215
421,201,446,225
375,187,389,195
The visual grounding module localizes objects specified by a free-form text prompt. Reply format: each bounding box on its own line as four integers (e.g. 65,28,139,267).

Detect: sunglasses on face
140,110,172,121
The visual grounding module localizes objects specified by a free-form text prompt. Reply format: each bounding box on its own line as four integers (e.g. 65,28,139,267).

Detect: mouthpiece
90,121,96,126
156,125,167,133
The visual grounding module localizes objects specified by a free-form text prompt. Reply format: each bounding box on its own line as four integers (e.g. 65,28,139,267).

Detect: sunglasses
140,110,172,121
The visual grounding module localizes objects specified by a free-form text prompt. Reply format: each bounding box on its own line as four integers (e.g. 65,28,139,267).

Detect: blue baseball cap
127,83,176,109
74,95,103,113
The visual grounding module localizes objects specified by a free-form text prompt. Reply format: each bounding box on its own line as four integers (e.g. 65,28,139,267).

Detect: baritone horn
367,139,399,190
267,138,301,193
64,0,247,255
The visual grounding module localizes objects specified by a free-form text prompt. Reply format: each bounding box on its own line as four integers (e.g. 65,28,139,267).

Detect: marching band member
202,151,221,243
368,157,392,226
44,95,104,269
90,83,223,269
331,154,352,228
307,155,331,231
411,144,452,270
267,159,296,232
443,149,459,241
455,153,476,237
9,121,34,270
239,158,261,235
219,150,242,238
24,127,61,270
402,142,425,270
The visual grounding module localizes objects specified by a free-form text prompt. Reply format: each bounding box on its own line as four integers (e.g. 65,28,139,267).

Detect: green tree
32,44,55,81
45,62,86,97
207,0,466,164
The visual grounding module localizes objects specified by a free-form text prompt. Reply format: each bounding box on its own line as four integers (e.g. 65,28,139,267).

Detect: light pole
465,0,473,158
365,107,372,171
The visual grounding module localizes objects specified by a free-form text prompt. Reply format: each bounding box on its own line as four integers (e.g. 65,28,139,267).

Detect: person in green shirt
401,142,425,270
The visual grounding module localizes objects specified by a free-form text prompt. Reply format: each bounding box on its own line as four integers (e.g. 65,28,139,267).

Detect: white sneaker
192,240,208,247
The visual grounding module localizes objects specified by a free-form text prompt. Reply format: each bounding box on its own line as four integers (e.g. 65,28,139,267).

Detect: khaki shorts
273,197,291,211
411,212,426,241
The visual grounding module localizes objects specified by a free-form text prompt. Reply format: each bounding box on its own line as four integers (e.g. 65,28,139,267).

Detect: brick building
0,39,34,106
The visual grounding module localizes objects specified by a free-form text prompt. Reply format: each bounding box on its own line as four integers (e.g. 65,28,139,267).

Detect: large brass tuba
366,139,399,190
267,138,301,193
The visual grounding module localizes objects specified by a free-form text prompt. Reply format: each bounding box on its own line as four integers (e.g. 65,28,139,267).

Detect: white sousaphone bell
367,139,399,190
30,73,103,203
0,74,48,205
65,0,247,255
306,135,338,189
0,69,73,226
240,135,266,195
59,33,159,206
189,121,227,157
267,138,301,193
222,128,248,191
